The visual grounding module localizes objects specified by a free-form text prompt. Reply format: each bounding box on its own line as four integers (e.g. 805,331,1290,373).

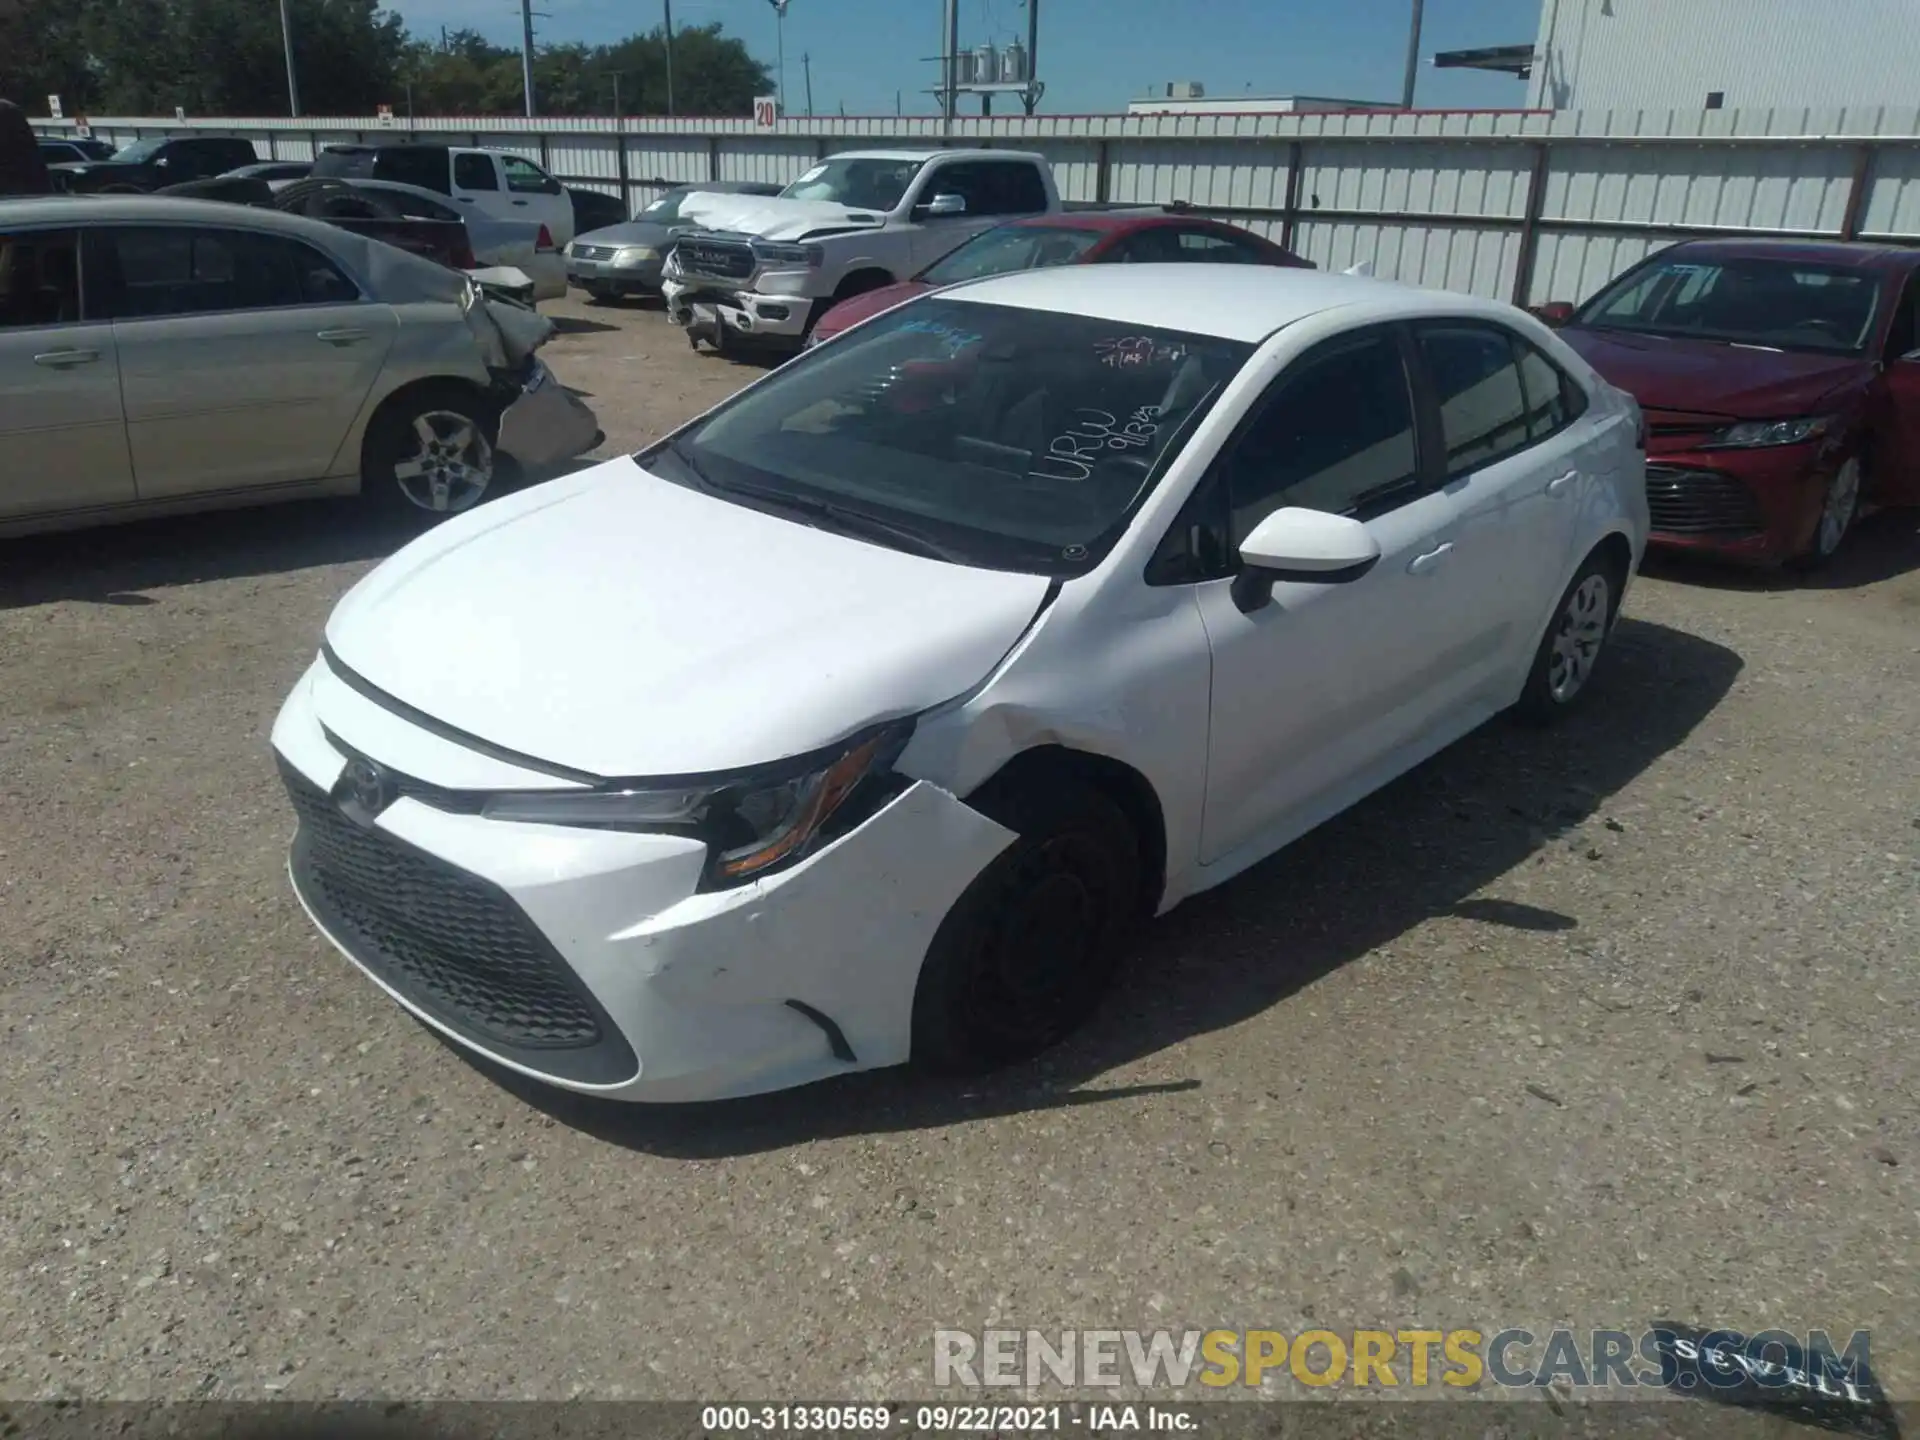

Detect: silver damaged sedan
0,196,601,536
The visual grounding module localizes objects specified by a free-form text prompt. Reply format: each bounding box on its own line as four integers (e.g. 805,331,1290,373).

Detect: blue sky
385,0,1546,116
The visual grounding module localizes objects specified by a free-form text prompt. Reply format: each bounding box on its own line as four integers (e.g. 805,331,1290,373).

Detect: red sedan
806,210,1312,348
1542,239,1920,567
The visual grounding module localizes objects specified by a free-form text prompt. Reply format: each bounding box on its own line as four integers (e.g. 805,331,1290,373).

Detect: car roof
823,148,1044,163
0,193,356,237
941,264,1498,342
1662,237,1920,272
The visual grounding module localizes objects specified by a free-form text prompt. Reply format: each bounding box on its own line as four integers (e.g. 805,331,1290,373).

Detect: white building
1519,0,1920,111
1126,83,1396,117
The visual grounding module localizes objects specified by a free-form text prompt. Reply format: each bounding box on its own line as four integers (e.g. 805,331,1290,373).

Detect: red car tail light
536,224,556,253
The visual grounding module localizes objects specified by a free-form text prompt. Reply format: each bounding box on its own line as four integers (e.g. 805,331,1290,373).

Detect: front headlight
614,245,659,266
752,241,825,268
1703,416,1835,449
478,722,911,888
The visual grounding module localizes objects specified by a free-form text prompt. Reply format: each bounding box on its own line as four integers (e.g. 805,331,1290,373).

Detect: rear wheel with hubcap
1791,455,1861,569
1514,548,1623,724
361,388,497,519
912,778,1142,1073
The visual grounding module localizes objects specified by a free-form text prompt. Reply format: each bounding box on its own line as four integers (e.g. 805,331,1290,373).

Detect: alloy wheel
1547,573,1611,703
392,410,494,514
1814,457,1862,559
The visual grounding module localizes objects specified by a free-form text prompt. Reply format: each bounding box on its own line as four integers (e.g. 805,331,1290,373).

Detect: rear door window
0,229,84,328
452,153,498,191
103,226,359,317
1413,323,1533,476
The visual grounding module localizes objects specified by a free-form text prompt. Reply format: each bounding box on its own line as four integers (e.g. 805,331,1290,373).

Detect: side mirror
1230,507,1382,614
922,192,967,217
1532,301,1575,327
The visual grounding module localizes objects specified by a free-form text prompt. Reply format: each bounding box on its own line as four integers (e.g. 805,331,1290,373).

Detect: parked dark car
48,134,259,193
223,161,313,183
269,177,476,272
38,137,116,165
808,208,1314,346
1538,239,1920,567
568,186,627,235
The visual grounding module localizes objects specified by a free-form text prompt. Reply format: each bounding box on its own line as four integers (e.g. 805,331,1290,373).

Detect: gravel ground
1,293,1916,1406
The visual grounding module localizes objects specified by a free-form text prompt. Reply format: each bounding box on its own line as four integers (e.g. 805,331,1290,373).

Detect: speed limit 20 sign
753,95,778,127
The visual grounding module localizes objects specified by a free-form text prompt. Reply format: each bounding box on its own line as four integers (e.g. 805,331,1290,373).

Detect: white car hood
675,192,887,241
322,457,1052,778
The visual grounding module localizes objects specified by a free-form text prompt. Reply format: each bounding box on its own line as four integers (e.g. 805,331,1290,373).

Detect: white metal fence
33,106,1920,306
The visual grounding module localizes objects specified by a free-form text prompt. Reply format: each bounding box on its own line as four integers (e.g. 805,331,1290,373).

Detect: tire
911,778,1142,1073
584,282,619,304
360,385,498,519
1787,455,1862,571
1513,547,1623,726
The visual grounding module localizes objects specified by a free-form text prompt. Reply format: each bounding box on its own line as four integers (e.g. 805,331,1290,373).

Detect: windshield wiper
668,445,964,562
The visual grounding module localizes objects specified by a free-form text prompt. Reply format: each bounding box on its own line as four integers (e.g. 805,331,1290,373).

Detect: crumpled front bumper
495,360,600,471
269,657,1016,1103
662,275,813,344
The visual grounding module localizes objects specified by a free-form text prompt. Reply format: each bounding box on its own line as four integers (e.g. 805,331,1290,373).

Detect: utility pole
1400,0,1424,109
802,52,813,116
278,0,300,117
611,70,621,116
1022,0,1039,115
520,0,538,117
941,0,958,128
664,0,676,115
768,0,789,113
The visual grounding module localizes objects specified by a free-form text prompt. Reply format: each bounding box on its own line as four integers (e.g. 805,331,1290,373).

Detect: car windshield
1576,255,1881,354
779,158,924,211
921,226,1106,285
648,298,1253,576
113,138,166,163
639,190,691,222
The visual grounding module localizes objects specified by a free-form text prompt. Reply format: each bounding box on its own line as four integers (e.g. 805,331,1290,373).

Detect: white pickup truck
661,148,1060,350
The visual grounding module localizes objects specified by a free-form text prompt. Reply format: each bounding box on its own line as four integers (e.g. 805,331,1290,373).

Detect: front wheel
1789,455,1861,570
911,779,1141,1073
361,387,497,518
1513,549,1622,725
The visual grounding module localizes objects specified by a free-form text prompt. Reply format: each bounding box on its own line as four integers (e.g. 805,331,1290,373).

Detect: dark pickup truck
48,134,259,193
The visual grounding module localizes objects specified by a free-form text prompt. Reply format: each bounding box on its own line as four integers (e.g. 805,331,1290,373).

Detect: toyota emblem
338,756,394,817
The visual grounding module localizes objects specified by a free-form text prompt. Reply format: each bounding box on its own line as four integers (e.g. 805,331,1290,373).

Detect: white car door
106,224,397,500
1179,324,1487,868
1401,320,1576,707
0,224,136,519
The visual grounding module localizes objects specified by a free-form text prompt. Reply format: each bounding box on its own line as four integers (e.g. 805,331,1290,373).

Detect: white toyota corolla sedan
271,264,1648,1103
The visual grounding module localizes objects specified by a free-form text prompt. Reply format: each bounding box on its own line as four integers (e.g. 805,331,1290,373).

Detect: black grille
1645,465,1767,537
676,238,755,280
282,763,637,1086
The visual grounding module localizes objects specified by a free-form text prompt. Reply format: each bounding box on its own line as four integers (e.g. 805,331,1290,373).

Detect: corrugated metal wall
33,106,1920,306
1527,0,1920,113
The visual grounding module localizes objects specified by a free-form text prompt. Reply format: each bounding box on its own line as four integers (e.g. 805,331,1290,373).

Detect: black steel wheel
911,778,1141,1073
